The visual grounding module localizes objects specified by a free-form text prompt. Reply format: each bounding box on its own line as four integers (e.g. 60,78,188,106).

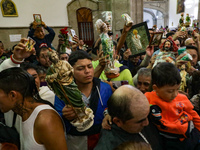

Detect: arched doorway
76,7,94,47
143,0,169,27
143,8,164,29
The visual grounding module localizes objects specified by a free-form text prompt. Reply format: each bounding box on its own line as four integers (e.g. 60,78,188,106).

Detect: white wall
0,0,71,27
169,0,199,28
144,12,153,28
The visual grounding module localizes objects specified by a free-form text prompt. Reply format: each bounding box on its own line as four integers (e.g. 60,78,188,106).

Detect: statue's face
164,41,171,48
51,52,59,63
163,41,172,51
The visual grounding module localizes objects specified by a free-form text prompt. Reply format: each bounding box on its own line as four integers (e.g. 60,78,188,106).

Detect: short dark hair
36,47,49,57
0,67,37,97
37,66,47,75
166,32,175,38
186,45,198,53
0,67,54,108
152,62,181,88
108,31,113,36
108,94,133,123
29,22,33,30
59,52,69,57
20,62,39,74
68,50,92,66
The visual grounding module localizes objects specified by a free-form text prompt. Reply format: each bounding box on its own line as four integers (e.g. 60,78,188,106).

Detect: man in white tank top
0,38,68,150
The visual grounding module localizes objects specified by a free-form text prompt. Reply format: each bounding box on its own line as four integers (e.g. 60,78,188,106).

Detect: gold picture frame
0,0,18,17
149,32,163,47
177,0,185,14
33,14,42,24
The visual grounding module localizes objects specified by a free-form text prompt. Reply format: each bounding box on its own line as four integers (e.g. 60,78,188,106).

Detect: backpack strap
12,113,17,127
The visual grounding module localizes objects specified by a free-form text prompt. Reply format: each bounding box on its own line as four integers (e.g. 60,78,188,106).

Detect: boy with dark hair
145,62,200,150
54,50,113,150
68,50,92,66
28,21,55,52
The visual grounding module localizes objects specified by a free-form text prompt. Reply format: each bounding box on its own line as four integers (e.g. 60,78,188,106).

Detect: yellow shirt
92,60,133,86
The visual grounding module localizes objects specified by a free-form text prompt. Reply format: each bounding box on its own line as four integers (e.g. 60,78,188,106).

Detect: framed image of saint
149,32,163,47
126,22,150,57
0,0,18,17
33,14,42,24
177,0,185,14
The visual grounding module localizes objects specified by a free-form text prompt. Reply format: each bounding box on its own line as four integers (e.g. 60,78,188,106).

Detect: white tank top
22,104,56,150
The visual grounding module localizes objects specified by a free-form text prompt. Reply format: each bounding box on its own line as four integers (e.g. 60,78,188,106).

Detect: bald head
185,38,196,46
108,85,150,123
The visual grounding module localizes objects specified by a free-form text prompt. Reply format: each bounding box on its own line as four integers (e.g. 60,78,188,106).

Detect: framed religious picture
126,22,150,57
177,0,185,14
149,32,163,47
33,14,42,24
25,37,36,51
0,0,18,17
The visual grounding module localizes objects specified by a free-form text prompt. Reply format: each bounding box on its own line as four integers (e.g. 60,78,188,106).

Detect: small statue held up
185,13,191,27
46,49,94,132
179,13,184,27
180,64,189,92
95,19,119,79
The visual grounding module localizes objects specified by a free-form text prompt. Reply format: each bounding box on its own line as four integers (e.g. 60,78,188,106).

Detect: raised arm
116,24,132,55
28,21,38,37
93,51,109,78
139,46,154,67
41,21,55,42
0,38,35,71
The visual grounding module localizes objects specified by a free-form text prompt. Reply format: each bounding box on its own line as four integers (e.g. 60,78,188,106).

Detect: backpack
0,113,20,149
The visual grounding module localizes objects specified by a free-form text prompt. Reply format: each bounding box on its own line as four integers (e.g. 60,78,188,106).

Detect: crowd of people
0,18,200,150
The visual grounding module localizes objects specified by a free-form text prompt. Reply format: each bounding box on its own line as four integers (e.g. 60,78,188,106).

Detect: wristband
10,54,24,64
103,108,109,117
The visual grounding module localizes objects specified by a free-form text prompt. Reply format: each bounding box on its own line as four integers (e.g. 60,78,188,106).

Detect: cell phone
70,29,76,37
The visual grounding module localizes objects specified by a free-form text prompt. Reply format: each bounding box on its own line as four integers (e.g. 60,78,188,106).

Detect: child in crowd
28,21,55,52
145,62,200,150
37,66,47,87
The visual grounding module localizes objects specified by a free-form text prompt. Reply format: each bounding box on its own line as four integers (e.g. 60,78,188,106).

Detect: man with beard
160,36,178,52
152,36,178,56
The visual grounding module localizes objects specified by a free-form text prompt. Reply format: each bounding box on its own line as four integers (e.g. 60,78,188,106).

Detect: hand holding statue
46,50,94,132
46,72,58,83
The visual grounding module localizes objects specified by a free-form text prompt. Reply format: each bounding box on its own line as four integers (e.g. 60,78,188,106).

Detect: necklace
139,132,149,144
